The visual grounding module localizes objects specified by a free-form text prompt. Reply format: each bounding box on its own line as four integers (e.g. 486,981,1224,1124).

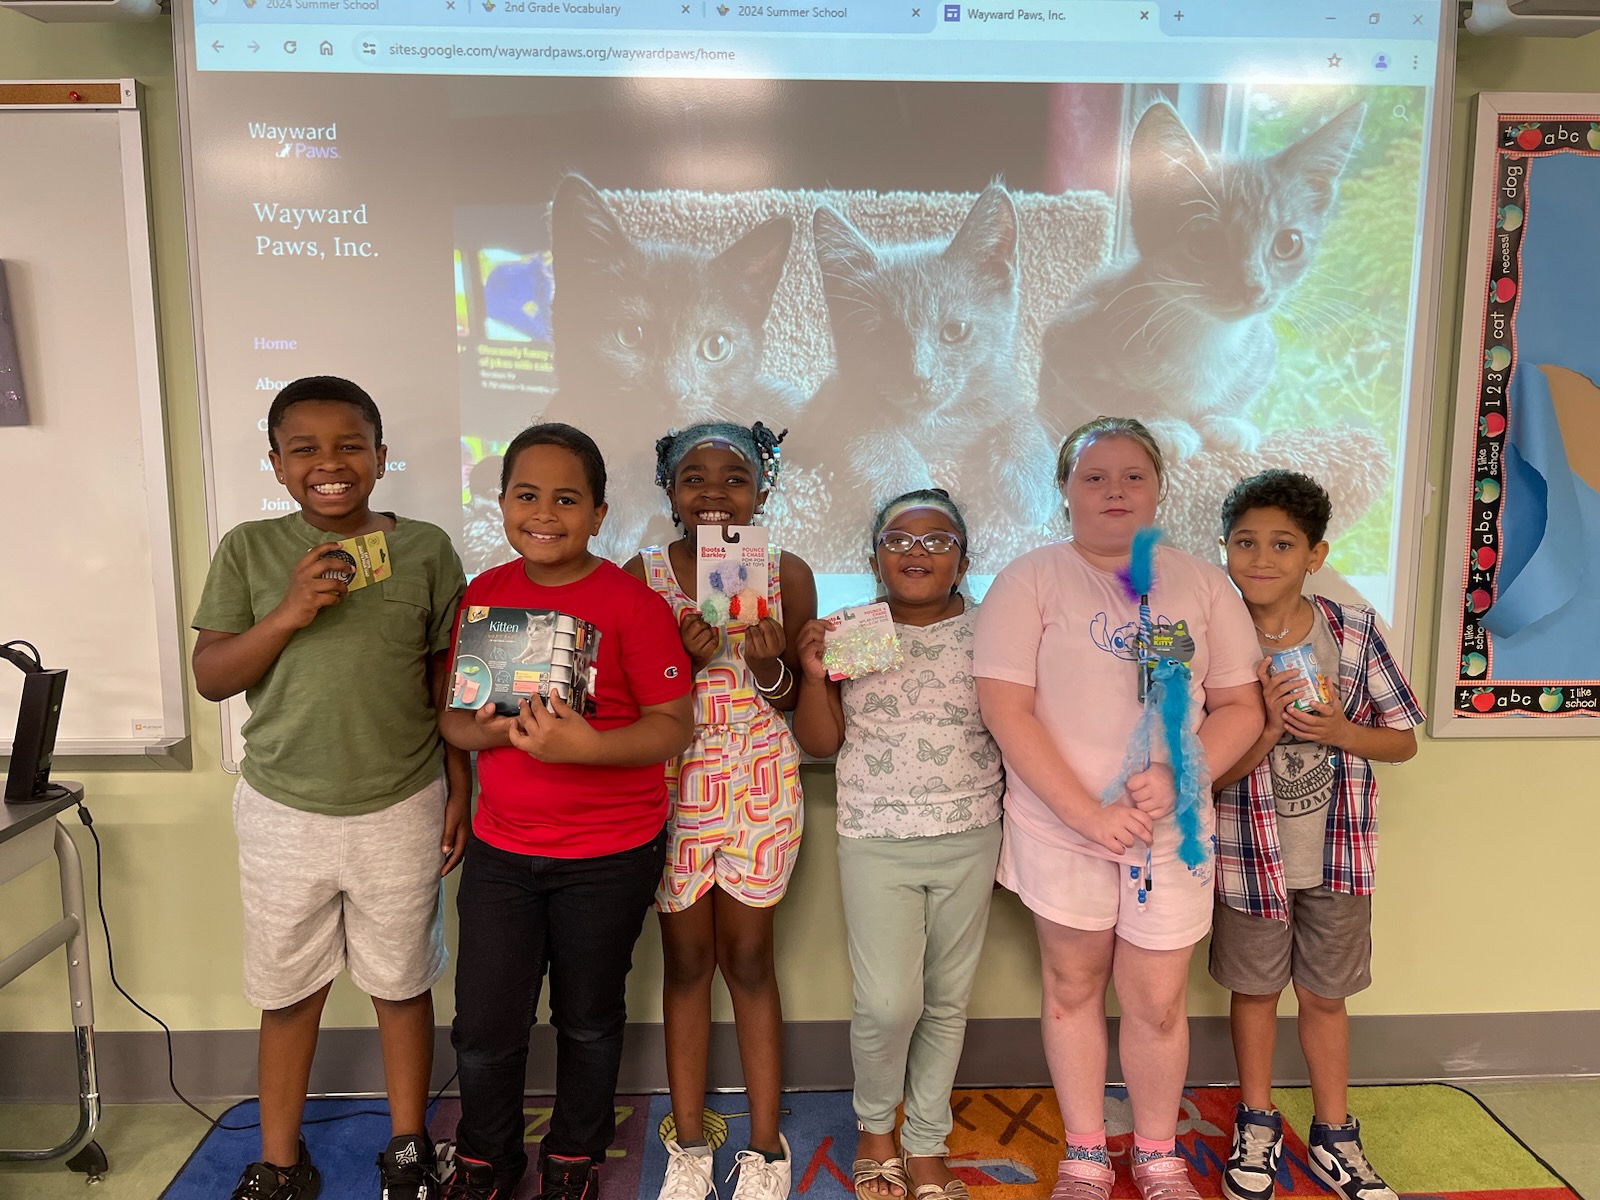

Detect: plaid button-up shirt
1213,597,1424,923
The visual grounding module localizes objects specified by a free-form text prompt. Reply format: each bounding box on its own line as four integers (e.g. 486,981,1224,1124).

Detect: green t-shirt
193,512,466,814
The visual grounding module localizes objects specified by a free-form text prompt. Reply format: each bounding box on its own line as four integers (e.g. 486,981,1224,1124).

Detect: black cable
1,639,42,666
76,802,458,1132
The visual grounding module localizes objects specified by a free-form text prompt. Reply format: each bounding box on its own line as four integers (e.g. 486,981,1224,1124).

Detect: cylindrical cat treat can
1270,645,1331,712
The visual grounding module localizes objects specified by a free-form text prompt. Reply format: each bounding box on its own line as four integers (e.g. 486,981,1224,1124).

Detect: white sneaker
659,1140,717,1200
728,1135,790,1200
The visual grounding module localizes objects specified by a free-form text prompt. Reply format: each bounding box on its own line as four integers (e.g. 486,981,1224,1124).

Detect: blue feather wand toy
1104,528,1210,904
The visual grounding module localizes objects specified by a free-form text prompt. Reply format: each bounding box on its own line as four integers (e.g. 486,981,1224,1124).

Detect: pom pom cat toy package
696,524,770,627
821,602,902,681
449,606,601,717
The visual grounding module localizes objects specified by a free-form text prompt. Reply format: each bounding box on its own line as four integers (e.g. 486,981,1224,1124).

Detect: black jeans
451,826,667,1186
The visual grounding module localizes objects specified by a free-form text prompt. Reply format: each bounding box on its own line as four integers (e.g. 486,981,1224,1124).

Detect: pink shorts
997,824,1214,952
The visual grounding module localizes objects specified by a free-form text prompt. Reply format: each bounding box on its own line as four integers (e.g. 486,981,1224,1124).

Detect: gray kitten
547,174,801,424
544,174,801,555
1039,102,1364,458
808,184,1058,539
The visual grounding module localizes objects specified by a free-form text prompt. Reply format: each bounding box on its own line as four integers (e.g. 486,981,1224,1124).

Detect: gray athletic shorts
1208,886,1372,999
232,775,448,1010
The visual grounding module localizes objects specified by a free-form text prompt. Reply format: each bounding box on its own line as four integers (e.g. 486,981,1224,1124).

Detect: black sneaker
1307,1117,1397,1200
441,1151,504,1200
230,1139,322,1200
539,1153,599,1200
1222,1104,1283,1200
379,1133,439,1200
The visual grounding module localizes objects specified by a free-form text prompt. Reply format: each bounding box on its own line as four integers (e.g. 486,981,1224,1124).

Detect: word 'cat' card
822,603,902,681
696,525,770,628
318,531,392,592
450,606,601,717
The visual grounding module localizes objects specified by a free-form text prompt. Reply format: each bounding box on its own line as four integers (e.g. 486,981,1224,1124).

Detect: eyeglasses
877,531,963,555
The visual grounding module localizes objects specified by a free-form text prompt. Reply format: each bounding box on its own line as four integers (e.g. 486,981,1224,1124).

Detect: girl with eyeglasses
792,489,1004,1200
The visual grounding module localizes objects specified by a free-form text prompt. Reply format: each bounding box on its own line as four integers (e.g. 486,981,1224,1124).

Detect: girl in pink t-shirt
973,417,1264,1200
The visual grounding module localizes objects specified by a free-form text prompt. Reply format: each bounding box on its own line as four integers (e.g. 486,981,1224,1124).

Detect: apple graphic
1497,205,1523,232
1481,412,1507,438
1539,688,1564,712
1476,546,1497,570
1470,588,1492,614
1494,277,1517,303
1462,652,1488,677
1515,125,1542,150
1475,478,1502,503
1485,345,1512,373
1470,688,1496,712
1589,124,1600,151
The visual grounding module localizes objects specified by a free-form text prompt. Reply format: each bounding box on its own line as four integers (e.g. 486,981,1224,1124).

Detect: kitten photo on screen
544,173,801,555
807,182,1058,551
1038,101,1364,459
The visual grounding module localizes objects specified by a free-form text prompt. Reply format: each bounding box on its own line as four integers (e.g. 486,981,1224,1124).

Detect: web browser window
179,0,1452,631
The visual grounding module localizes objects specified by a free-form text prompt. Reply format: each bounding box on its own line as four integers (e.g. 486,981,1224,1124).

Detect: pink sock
1133,1135,1176,1163
1064,1129,1109,1166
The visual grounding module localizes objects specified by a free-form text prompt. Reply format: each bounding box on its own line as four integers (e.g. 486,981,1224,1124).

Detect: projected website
184,0,1444,623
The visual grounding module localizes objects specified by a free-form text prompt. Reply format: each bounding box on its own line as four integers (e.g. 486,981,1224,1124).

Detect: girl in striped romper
623,421,815,1200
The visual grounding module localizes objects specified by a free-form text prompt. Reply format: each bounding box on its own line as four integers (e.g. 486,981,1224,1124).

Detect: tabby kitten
808,183,1058,539
1039,102,1364,458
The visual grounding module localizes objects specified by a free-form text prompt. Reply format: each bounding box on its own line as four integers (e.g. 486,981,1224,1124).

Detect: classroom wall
1,18,1597,1048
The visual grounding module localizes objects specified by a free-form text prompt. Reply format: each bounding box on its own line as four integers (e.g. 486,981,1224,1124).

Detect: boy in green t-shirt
192,376,468,1200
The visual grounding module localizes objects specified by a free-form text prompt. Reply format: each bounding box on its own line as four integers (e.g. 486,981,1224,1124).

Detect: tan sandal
853,1156,910,1200
906,1156,970,1200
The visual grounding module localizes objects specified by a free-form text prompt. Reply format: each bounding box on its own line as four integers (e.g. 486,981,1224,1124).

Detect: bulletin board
1433,92,1600,736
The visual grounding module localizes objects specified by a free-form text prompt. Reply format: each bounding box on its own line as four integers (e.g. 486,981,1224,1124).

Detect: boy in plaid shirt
1210,471,1423,1200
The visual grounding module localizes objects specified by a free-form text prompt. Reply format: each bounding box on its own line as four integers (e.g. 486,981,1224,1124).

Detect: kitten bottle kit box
822,602,902,681
450,607,601,717
696,525,770,627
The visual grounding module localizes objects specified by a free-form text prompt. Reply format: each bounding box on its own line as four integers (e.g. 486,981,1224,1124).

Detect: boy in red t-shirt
439,423,693,1200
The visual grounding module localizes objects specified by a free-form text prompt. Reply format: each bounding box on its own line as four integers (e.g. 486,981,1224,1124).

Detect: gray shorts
233,775,448,1010
1208,886,1372,999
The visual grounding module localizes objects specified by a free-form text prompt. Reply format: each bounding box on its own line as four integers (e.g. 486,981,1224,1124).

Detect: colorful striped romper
642,545,804,912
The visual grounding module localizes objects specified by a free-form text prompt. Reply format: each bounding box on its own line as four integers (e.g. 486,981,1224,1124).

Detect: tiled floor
2,1079,1595,1199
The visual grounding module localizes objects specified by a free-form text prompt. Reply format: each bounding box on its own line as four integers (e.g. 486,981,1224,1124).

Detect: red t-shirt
453,558,691,858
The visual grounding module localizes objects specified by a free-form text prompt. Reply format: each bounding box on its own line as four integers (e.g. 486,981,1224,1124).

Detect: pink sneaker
1051,1157,1114,1200
1132,1155,1201,1200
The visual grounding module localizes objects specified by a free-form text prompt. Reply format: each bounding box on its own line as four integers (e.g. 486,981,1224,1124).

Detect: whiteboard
0,82,187,756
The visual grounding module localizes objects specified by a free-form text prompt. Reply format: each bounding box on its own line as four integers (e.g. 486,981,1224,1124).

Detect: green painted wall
1,18,1596,1039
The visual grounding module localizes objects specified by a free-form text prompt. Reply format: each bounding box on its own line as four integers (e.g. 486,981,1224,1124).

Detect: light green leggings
837,821,1003,1156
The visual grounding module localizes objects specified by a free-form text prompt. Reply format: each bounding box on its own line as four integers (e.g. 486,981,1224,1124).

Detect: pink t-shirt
973,540,1258,865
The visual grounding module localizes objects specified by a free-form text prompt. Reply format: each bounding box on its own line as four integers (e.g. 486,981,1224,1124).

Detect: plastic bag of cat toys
449,606,601,718
696,524,771,627
822,602,903,681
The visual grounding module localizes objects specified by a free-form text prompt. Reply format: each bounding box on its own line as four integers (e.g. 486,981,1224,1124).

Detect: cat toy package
822,602,902,681
696,524,770,627
449,606,601,718
318,531,391,592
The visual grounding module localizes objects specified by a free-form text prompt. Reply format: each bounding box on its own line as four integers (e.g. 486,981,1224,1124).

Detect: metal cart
0,782,107,1184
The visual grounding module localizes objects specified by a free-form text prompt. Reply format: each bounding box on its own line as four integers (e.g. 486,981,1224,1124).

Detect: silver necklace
1255,599,1304,642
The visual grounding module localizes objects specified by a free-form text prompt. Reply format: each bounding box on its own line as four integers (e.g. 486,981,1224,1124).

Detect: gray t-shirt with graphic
1263,608,1342,889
